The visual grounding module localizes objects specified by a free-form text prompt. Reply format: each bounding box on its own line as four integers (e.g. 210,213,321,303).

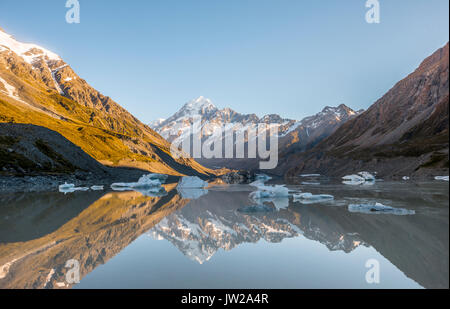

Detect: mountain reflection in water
0,182,448,289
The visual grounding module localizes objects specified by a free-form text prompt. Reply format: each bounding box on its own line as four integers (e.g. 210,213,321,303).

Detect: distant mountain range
0,27,214,177
1,25,447,180
151,97,362,170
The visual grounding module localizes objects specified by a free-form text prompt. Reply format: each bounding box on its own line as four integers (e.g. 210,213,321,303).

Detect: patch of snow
435,176,449,182
348,203,415,215
0,76,28,104
0,29,61,64
402,176,410,181
300,174,321,177
43,269,55,288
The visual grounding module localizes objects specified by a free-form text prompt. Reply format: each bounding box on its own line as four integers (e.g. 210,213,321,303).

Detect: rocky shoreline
0,168,183,194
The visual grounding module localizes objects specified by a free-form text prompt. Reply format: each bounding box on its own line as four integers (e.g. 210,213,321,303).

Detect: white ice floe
177,176,208,188
358,172,376,181
249,183,290,209
293,193,334,204
111,174,163,191
90,185,104,191
59,182,75,191
249,184,289,199
348,203,415,215
342,172,376,185
402,176,410,181
435,176,449,182
58,183,89,194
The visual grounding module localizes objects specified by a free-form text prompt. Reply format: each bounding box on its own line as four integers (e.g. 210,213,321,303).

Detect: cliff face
0,28,214,177
282,43,449,178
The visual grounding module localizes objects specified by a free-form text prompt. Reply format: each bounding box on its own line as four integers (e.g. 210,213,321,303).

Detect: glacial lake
0,180,448,289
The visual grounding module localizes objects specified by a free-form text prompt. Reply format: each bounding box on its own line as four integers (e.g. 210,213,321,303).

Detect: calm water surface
0,180,448,289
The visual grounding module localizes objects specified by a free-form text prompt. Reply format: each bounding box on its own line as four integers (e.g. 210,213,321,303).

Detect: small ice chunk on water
293,193,334,204
249,184,290,209
177,176,208,188
249,185,289,199
59,183,75,191
59,183,89,194
74,187,89,192
91,185,104,191
402,176,410,181
111,174,162,191
348,203,415,215
358,172,376,181
343,172,376,185
435,176,449,182
343,174,365,182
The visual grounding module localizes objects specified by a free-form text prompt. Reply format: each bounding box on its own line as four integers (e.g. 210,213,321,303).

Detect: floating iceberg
58,183,90,194
435,176,449,182
348,203,415,215
343,172,376,185
358,172,376,181
177,176,208,188
293,193,334,204
111,174,162,191
91,185,104,191
59,182,75,191
249,184,289,200
249,184,290,210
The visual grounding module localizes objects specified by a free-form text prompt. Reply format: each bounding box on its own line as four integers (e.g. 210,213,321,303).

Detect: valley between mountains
0,25,448,192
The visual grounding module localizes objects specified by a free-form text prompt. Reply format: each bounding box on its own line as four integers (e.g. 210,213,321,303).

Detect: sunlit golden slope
0,27,215,176
0,185,189,289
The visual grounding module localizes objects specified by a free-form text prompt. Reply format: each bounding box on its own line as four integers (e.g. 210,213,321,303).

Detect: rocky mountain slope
0,123,106,175
151,96,360,170
282,43,449,178
0,27,214,177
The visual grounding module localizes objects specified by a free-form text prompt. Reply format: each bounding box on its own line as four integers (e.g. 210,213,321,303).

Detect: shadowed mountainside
279,43,449,178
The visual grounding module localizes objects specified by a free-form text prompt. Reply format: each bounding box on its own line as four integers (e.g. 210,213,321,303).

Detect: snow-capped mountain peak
0,28,61,65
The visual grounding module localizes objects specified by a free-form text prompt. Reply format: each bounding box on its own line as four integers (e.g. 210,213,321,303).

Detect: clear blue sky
0,0,448,123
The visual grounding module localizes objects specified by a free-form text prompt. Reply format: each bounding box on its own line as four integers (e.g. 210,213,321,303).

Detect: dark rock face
282,43,449,179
